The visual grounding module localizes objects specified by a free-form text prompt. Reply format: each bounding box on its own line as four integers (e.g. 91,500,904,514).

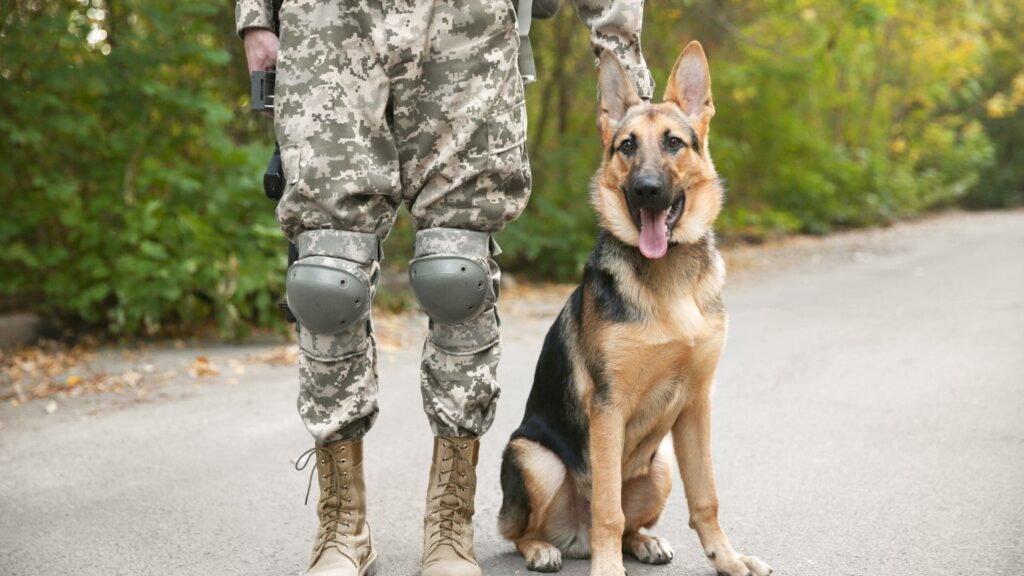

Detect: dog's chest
648,293,707,345
601,294,723,458
602,288,720,391
627,371,686,425
619,376,684,477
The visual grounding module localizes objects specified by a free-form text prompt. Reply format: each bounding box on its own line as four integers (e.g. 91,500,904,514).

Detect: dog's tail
498,442,531,540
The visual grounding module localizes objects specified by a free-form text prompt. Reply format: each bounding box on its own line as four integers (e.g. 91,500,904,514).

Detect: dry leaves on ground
244,345,299,366
187,355,220,378
0,340,181,407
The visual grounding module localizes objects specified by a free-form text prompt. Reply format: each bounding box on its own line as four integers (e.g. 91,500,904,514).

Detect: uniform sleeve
236,0,275,38
571,0,655,99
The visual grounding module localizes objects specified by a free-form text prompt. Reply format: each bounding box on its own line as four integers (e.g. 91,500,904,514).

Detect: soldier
236,1,653,574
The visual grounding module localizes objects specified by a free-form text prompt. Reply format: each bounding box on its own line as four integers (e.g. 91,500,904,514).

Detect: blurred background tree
0,0,280,337
1,0,1020,337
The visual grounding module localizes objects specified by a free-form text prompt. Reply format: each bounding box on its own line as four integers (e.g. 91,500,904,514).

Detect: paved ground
2,210,1023,576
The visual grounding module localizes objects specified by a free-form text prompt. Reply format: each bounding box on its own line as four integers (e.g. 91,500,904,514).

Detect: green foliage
499,131,600,278
695,0,999,232
1,0,1020,336
0,0,283,337
964,1,1024,208
511,0,1010,263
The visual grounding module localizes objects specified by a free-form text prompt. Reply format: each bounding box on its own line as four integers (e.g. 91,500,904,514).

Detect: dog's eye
666,136,685,151
618,139,635,155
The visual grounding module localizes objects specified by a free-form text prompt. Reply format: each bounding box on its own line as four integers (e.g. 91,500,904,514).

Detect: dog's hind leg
505,438,579,572
621,441,675,565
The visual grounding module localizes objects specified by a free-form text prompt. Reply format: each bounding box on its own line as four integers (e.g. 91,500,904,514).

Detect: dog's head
592,41,722,259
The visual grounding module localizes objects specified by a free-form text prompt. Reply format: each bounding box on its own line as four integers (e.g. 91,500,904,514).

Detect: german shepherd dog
498,43,772,576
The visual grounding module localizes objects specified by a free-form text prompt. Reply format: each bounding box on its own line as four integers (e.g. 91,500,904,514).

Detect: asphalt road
2,211,1023,576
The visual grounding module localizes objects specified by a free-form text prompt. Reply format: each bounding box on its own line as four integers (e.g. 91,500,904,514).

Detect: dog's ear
598,51,642,146
664,41,714,140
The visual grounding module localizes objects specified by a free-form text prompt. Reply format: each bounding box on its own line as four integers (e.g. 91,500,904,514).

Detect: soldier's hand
243,28,279,72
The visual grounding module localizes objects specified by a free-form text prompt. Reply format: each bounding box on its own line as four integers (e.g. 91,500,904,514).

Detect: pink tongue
639,209,669,259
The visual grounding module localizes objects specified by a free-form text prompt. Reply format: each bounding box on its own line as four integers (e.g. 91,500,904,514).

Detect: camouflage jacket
235,0,655,99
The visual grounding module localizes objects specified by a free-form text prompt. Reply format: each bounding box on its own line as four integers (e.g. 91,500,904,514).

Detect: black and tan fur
498,43,771,576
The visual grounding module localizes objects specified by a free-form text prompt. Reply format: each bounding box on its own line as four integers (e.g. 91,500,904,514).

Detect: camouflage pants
274,0,530,444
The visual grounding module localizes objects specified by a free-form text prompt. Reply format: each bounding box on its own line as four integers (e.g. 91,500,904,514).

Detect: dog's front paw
738,554,772,576
589,556,626,576
709,552,772,576
524,541,563,573
625,534,673,565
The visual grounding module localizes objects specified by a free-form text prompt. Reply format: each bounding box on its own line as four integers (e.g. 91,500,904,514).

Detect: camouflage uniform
236,0,653,445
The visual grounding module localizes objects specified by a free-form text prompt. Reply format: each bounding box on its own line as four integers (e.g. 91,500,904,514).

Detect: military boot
305,439,377,576
421,437,482,576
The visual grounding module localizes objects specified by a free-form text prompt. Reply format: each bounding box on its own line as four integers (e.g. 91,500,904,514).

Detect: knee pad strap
296,229,380,263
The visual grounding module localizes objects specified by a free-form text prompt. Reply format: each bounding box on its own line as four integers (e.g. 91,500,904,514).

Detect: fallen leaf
188,355,220,378
244,346,299,366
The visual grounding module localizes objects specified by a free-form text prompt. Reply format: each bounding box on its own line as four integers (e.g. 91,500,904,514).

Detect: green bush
964,1,1024,208
0,1,284,337
513,0,1002,250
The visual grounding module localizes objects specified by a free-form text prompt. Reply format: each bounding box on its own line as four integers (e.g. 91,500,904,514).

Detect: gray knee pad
286,230,380,336
409,228,499,325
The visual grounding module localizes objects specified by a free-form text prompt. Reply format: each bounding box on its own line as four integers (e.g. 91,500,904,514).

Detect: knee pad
409,228,499,325
286,230,379,336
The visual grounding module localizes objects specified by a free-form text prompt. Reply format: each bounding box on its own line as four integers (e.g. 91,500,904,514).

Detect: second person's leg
386,0,530,574
275,1,398,575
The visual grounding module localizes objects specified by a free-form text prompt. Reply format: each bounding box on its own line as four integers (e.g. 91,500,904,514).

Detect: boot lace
296,447,357,553
426,441,471,554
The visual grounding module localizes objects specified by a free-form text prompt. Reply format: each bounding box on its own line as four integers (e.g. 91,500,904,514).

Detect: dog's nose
633,178,662,198
630,176,668,208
